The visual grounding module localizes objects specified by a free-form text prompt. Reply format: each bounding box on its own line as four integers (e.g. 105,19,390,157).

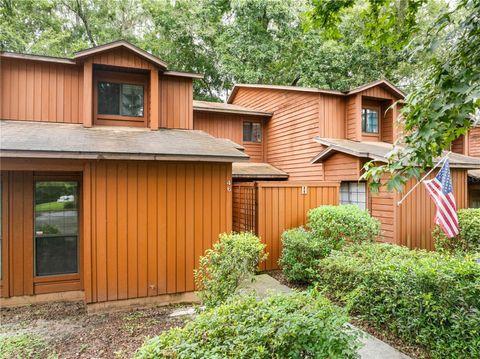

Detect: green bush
308,205,380,243
316,243,480,358
433,208,480,253
135,291,361,359
279,227,336,283
194,232,267,308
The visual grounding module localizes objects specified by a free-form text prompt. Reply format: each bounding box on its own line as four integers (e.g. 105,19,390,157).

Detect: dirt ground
0,301,190,358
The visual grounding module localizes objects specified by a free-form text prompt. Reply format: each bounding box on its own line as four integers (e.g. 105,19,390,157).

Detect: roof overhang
0,120,249,163
312,137,480,169
74,40,168,69
346,79,405,98
0,52,76,65
193,100,272,117
232,162,289,179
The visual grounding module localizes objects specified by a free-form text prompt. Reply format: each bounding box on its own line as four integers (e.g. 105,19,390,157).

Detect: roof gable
346,79,405,99
74,40,168,69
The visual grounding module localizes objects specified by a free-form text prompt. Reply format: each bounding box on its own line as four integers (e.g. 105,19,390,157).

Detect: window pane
252,123,262,143
121,84,144,117
340,181,367,210
98,82,120,115
243,122,252,142
35,181,79,276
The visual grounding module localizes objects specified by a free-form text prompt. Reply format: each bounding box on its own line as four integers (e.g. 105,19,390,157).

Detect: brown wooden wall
88,47,157,71
83,160,231,304
193,111,265,162
397,169,467,250
323,153,361,181
468,127,480,157
159,76,193,129
1,58,84,123
345,94,360,140
233,181,339,271
369,176,396,243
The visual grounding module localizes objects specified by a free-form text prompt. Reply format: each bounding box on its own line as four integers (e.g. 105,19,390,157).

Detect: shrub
135,291,361,359
433,208,480,253
279,227,336,283
194,232,267,308
308,205,380,243
316,243,480,358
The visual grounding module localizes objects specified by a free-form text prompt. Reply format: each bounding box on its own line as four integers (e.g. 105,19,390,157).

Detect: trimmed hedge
194,232,267,308
433,208,480,253
308,205,380,244
316,243,480,358
135,291,361,359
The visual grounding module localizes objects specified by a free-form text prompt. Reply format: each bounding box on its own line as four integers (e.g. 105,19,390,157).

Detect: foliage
135,290,361,359
361,0,480,191
433,208,480,253
194,232,267,308
316,243,480,358
308,205,380,243
278,227,334,283
0,333,50,359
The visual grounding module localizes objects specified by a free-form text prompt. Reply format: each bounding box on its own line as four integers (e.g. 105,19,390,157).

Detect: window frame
32,174,82,286
361,105,380,135
94,70,149,127
243,121,262,143
340,181,367,210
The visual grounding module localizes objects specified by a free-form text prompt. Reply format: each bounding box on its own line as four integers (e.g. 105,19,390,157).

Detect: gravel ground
0,301,189,358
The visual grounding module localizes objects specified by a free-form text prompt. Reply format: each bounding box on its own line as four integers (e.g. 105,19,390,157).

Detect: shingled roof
312,138,480,169
0,120,249,162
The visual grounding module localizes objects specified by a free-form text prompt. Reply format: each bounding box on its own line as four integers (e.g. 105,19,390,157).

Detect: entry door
34,180,80,278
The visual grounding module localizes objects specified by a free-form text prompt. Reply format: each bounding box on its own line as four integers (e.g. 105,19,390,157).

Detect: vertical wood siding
89,48,156,70
369,177,396,243
159,76,193,130
397,169,467,250
83,160,232,304
345,94,360,140
232,88,336,181
255,182,339,270
193,111,265,162
1,58,84,123
323,153,361,181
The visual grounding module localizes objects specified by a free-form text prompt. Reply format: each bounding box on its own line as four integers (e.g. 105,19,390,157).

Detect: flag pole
396,151,451,206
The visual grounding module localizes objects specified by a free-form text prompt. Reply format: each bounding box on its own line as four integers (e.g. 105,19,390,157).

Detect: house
1,40,479,307
198,81,480,249
0,41,249,308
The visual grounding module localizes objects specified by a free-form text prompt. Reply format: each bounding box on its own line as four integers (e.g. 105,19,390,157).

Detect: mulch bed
1,301,189,358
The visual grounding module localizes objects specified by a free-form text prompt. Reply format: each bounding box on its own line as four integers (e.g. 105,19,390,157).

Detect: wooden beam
150,68,159,130
83,59,93,127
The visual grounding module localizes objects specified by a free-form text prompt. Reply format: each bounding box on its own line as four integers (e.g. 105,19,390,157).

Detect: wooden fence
233,181,340,270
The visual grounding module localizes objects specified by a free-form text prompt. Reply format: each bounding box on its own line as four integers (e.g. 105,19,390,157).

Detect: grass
0,333,51,359
35,202,66,212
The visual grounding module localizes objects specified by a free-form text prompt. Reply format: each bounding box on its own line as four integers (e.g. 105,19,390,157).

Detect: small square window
362,108,379,133
340,182,367,210
97,82,144,118
243,122,262,143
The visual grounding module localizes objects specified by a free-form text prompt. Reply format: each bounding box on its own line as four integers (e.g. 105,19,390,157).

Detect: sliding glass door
34,181,79,277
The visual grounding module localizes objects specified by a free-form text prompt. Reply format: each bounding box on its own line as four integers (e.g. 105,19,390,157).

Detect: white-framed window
340,182,367,209
362,107,379,133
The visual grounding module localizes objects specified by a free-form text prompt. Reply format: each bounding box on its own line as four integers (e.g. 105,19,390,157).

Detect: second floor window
362,108,379,133
243,122,262,143
98,82,144,117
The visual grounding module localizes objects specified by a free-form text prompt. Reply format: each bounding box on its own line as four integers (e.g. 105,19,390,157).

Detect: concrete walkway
242,274,410,359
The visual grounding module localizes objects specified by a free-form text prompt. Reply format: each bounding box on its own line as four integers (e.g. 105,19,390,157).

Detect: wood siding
232,88,339,181
369,177,396,243
159,76,193,130
1,58,84,123
83,160,231,304
345,94,360,140
468,127,480,157
193,111,265,162
88,47,157,70
397,169,467,250
255,182,339,270
323,153,361,181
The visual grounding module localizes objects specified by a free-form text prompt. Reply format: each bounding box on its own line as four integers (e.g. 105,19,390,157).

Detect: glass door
34,181,79,277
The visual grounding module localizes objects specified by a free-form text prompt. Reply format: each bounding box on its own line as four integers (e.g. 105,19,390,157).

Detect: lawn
35,202,68,212
0,302,189,359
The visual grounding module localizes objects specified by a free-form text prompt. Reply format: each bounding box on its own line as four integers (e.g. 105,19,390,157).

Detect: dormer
344,80,404,143
0,40,203,130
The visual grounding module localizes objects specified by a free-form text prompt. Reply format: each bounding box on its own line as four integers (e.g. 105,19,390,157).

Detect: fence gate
232,181,340,270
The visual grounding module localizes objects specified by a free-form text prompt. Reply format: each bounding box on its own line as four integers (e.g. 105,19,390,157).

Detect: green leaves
135,291,361,358
194,232,267,309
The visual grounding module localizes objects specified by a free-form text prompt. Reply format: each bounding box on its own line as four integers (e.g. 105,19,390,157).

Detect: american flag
423,159,459,238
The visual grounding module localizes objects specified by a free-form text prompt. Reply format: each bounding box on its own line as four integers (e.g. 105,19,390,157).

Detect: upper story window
362,107,379,134
243,121,262,143
94,70,148,127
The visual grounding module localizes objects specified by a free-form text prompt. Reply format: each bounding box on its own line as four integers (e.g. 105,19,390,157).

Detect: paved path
242,274,410,359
